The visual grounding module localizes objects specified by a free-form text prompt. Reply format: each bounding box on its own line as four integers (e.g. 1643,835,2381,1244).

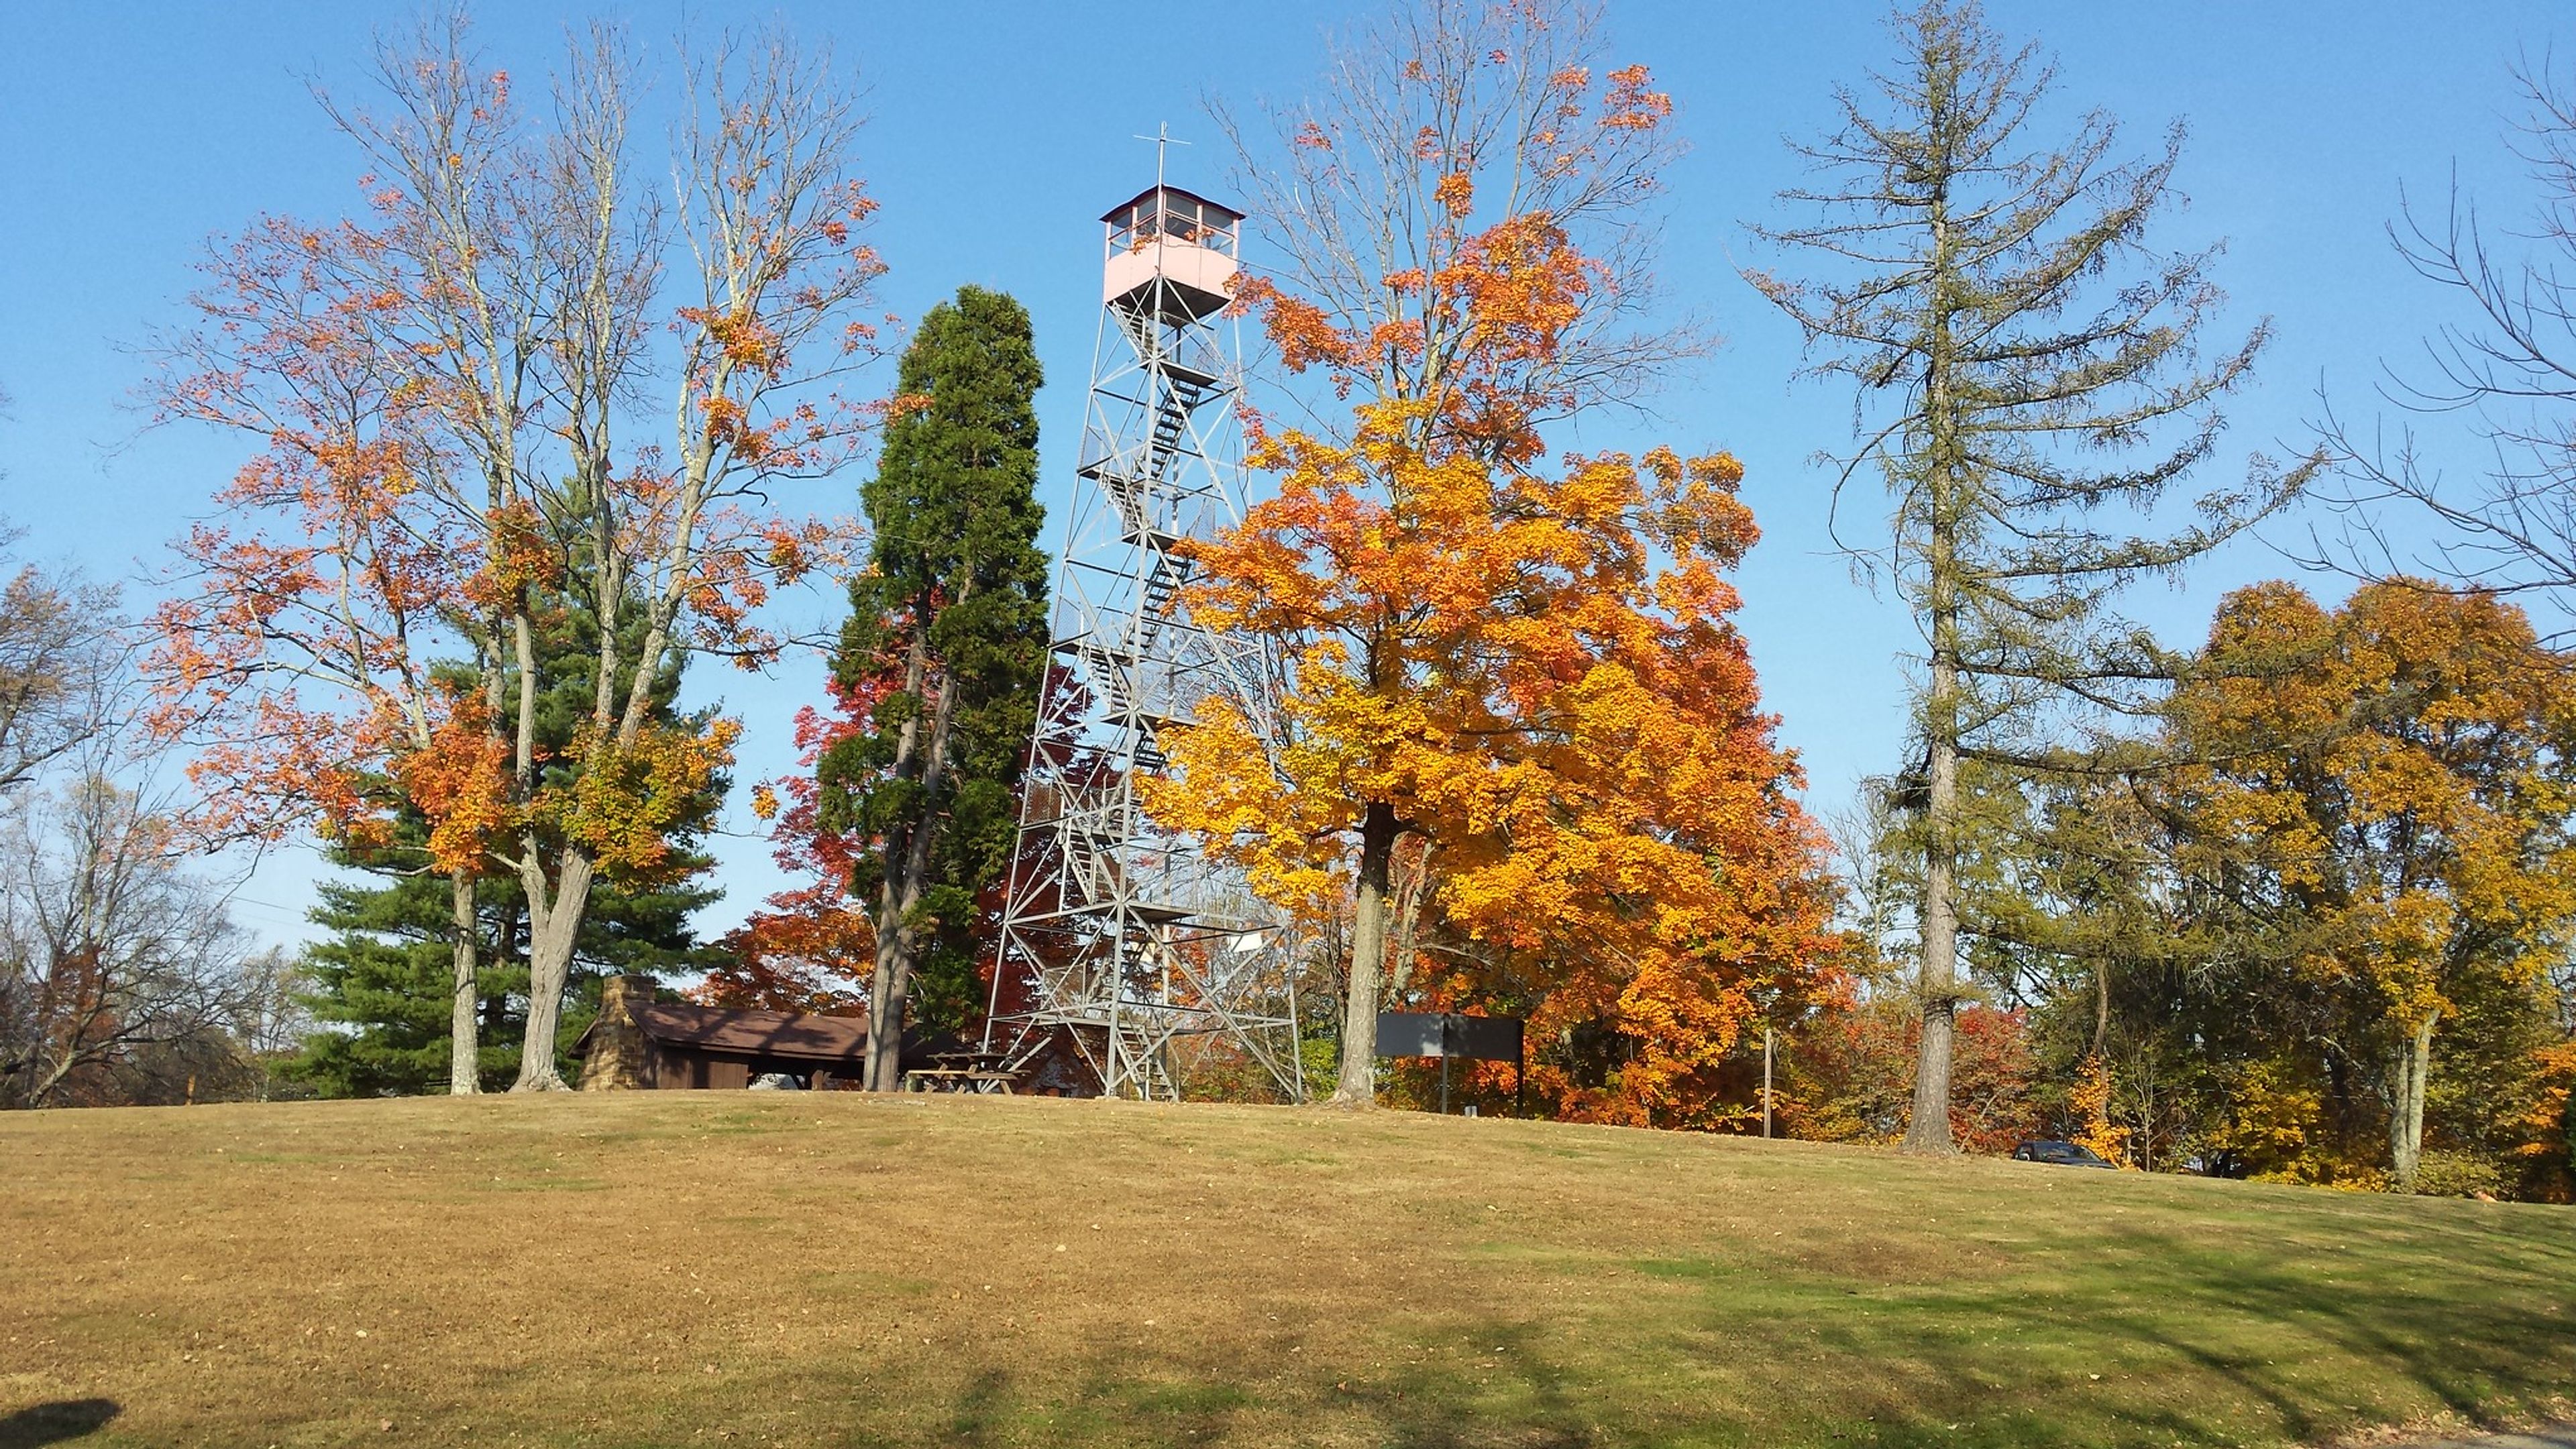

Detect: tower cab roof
1100,184,1244,227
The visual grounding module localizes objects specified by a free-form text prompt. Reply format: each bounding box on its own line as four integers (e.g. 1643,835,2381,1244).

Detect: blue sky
0,1,2561,949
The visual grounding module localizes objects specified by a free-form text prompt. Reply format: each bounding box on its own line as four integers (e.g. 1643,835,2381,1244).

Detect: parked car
2011,1139,2116,1168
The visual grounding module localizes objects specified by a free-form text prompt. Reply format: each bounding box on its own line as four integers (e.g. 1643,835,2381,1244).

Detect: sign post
1762,1025,1774,1139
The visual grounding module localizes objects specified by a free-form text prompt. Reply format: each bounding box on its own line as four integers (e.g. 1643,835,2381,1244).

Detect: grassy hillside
1,1093,2568,1449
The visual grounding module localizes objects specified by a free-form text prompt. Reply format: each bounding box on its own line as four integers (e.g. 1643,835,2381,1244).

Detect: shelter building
574,975,956,1090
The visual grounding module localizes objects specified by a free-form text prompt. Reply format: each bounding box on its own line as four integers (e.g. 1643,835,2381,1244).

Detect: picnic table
900,1052,1020,1095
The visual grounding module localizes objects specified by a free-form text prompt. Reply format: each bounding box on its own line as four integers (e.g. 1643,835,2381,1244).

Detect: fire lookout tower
981,183,1305,1100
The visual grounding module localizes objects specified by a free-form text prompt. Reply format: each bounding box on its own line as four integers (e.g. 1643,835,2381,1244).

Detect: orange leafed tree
144,205,503,1093
146,13,881,1089
1146,384,1841,1121
1166,0,1837,1117
1776,996,2043,1150
2512,1040,2576,1201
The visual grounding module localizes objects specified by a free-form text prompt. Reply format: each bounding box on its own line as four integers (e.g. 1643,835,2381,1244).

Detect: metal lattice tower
981,174,1305,1101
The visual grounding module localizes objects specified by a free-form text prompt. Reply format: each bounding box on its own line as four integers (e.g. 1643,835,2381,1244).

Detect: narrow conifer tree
1748,0,2317,1152
820,286,1049,1091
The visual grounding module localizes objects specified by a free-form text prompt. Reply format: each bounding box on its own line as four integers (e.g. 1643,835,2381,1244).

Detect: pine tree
288,586,724,1097
293,864,492,1097
818,286,1049,1090
1747,0,2318,1152
292,856,722,1095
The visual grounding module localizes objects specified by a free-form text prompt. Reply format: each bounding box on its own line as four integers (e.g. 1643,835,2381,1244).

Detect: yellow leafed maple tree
2167,580,2576,1190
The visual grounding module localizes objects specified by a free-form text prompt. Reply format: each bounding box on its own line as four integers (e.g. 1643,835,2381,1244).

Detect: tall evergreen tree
819,286,1049,1090
1747,0,2318,1152
289,586,725,1097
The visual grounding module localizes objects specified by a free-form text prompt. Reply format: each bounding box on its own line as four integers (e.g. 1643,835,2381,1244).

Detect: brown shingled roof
573,1000,967,1067
627,1003,870,1062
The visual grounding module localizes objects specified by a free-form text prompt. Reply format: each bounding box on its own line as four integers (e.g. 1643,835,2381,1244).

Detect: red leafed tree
699,680,880,1014
1783,996,2042,1151
145,13,882,1089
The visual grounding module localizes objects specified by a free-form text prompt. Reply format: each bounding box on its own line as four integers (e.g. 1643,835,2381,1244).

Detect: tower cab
1102,185,1243,323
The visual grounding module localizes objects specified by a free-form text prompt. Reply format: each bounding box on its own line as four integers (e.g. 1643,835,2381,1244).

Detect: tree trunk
1333,800,1401,1107
1902,592,1963,1155
512,851,596,1091
2390,1012,2437,1193
864,874,920,1092
1902,729,1961,1155
1762,1026,1774,1139
2137,1070,2155,1173
447,872,480,1095
863,621,964,1093
1385,839,1434,998
1902,143,1966,1159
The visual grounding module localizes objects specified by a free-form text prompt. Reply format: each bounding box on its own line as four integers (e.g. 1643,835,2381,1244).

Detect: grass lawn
0,1093,2569,1448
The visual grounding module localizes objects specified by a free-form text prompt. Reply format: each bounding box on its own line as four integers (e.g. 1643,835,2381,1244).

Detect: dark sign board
1375,1011,1445,1059
1376,1011,1526,1115
1375,1012,1523,1063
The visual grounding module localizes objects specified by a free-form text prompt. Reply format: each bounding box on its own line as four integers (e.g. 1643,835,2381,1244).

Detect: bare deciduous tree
0,767,256,1110
227,947,312,1102
1212,0,1697,438
2320,57,2576,639
0,555,122,802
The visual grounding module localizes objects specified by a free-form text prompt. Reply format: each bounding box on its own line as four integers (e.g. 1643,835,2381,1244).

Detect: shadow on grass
943,1368,1012,1448
835,1205,2575,1449
0,1400,119,1448
1628,1209,2576,1449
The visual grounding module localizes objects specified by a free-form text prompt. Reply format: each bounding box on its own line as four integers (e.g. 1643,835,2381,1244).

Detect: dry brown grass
1,1092,2569,1448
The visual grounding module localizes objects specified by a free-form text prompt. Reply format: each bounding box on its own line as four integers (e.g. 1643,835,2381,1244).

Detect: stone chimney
578,975,654,1091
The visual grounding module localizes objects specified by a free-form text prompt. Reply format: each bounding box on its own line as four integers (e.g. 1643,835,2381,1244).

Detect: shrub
2412,1150,2506,1199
